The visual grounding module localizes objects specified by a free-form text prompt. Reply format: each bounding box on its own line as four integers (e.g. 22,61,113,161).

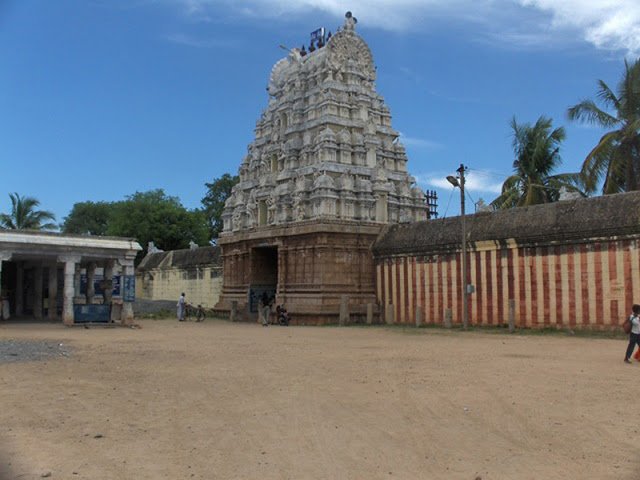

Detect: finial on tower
344,11,357,30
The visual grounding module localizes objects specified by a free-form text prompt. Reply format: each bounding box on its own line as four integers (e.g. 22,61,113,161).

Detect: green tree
62,201,113,235
0,192,56,230
107,189,209,263
567,58,640,194
491,116,584,209
202,173,239,240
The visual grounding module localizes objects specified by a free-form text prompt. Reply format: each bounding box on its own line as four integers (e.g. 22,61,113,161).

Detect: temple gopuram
216,12,428,323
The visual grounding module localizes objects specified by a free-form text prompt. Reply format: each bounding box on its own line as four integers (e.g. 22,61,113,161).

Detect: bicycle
185,303,206,322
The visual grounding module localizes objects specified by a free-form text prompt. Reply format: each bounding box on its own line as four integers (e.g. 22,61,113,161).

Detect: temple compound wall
136,246,222,308
216,13,428,323
372,191,640,330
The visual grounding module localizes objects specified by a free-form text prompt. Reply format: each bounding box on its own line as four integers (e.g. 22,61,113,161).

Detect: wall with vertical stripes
375,239,640,328
373,193,640,329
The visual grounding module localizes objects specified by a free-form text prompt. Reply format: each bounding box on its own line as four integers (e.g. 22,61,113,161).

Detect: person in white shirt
624,304,640,363
177,293,186,322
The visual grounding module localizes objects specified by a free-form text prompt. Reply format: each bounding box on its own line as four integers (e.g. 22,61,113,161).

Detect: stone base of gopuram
215,220,382,325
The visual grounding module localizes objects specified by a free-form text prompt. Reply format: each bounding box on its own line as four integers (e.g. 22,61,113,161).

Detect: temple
216,12,429,323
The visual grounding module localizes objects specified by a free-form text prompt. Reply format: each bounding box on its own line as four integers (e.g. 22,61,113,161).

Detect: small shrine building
0,230,141,325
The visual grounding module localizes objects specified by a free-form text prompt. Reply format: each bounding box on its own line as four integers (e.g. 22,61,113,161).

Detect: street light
447,164,469,330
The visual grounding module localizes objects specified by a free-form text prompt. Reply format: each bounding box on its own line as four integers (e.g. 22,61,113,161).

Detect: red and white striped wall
375,239,640,328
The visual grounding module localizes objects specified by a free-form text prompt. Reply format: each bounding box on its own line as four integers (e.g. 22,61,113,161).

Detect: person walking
624,304,640,363
177,292,186,322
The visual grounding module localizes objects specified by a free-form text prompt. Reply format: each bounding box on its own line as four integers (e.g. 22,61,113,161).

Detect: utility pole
457,164,468,330
446,163,469,330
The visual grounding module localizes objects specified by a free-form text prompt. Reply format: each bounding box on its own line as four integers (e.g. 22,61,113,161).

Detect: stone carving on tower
221,12,428,234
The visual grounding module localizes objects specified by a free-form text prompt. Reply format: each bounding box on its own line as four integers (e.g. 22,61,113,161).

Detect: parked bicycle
185,303,206,322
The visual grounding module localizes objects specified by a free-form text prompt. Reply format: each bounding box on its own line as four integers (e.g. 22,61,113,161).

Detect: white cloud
173,0,493,30
398,132,443,149
416,170,504,195
170,0,640,55
518,0,640,54
165,33,235,48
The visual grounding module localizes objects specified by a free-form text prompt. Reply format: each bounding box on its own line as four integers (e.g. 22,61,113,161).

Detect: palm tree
0,192,57,230
491,116,584,209
567,58,640,194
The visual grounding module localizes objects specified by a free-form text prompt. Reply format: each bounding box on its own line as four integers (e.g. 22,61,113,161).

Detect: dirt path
0,320,637,479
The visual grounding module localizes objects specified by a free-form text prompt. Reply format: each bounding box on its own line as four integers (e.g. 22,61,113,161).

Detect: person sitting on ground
276,305,290,326
196,304,205,322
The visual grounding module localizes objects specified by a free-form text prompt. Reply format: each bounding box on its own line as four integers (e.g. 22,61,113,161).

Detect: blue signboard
74,304,111,323
310,27,325,44
122,275,135,302
80,274,121,296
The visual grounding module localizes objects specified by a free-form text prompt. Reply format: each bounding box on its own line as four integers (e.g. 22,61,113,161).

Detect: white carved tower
217,13,428,324
221,12,427,233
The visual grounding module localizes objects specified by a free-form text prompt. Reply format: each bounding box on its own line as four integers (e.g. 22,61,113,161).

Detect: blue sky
1,0,638,223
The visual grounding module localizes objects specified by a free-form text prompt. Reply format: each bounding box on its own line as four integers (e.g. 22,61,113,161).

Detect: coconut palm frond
0,193,57,230
569,58,640,193
596,79,621,111
567,99,619,128
581,130,621,193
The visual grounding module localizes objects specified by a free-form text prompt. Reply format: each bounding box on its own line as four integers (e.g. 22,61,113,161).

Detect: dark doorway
0,261,15,316
249,246,278,313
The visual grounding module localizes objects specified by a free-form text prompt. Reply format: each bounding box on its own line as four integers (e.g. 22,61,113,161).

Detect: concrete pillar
366,303,373,325
59,255,81,326
120,258,135,325
444,308,452,329
47,264,58,321
86,262,96,304
415,305,423,328
33,265,43,319
385,303,394,325
277,247,287,296
15,261,23,316
339,295,348,326
103,260,114,305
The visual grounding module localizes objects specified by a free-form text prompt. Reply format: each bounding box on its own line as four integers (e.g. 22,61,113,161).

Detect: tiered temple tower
217,12,428,323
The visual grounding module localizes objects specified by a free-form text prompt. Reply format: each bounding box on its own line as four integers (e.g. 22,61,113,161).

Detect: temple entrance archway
248,246,278,316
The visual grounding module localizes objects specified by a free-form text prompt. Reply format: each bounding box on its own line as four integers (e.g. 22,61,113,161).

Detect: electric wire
465,188,477,208
466,167,512,181
441,186,455,218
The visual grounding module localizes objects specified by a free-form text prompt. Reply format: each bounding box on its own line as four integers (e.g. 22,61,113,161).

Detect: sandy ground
0,319,638,480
